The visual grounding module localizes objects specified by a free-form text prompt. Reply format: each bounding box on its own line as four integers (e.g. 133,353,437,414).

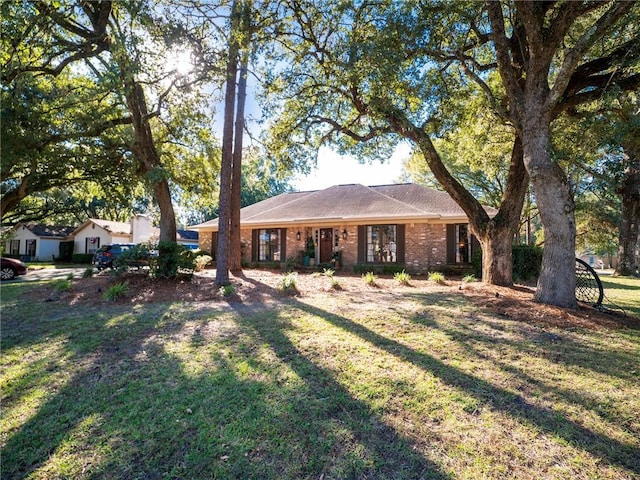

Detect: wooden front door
320,228,333,263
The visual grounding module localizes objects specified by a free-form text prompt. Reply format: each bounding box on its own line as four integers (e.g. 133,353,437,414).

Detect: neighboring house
578,252,618,270
71,218,135,255
71,215,199,254
189,183,486,272
3,223,75,261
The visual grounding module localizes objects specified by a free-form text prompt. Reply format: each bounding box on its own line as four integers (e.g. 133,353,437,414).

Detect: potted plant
306,236,315,267
331,250,342,269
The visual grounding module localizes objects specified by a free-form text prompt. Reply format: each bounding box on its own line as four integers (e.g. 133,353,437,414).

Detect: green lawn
1,276,639,479
600,274,640,317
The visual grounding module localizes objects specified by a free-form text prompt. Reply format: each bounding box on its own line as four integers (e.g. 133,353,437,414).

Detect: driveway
10,267,89,283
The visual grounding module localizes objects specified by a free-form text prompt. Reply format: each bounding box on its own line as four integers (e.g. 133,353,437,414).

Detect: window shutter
446,224,456,264
251,229,258,262
396,224,405,264
357,225,366,263
280,228,287,261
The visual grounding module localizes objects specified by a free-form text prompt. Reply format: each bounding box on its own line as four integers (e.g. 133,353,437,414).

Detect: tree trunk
475,136,528,285
126,82,176,243
215,0,240,286
615,152,640,276
523,111,577,308
229,47,249,273
412,131,527,286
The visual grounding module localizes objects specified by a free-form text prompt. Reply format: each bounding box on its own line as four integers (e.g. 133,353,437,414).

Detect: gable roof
189,183,479,231
71,219,132,237
13,223,76,238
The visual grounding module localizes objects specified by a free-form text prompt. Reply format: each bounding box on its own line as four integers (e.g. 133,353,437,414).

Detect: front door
320,228,333,263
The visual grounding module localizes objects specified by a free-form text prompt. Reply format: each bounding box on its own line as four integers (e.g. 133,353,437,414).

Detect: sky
292,143,413,191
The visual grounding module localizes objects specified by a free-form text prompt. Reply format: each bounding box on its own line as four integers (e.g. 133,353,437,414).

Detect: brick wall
198,222,451,272
404,223,447,273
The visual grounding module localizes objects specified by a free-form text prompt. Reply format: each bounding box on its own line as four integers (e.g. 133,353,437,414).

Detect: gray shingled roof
25,224,76,238
189,183,475,231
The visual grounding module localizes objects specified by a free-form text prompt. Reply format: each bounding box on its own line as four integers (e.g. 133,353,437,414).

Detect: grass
1,277,639,479
599,274,640,317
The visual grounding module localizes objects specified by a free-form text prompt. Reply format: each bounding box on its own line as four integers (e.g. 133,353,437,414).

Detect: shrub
152,241,196,279
66,272,74,280
194,254,213,272
428,271,446,284
283,255,298,272
462,274,477,283
362,271,378,287
329,276,342,290
103,281,129,302
82,267,94,278
322,268,335,278
394,270,412,286
114,244,153,271
71,253,93,264
472,244,543,281
219,284,235,297
277,272,298,295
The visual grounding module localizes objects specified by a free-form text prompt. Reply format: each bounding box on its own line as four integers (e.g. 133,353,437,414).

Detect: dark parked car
92,244,152,270
92,244,135,270
0,257,28,280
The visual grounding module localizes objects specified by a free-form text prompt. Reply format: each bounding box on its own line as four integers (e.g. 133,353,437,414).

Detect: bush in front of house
152,241,197,279
472,244,543,281
71,253,94,264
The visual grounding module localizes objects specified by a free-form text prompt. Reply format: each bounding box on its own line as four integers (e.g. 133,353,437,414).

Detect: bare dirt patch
32,268,640,330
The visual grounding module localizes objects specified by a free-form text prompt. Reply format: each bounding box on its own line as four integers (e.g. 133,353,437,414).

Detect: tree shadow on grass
2,290,450,479
288,300,640,476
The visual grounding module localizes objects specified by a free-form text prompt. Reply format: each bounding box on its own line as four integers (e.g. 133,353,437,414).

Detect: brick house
189,183,486,273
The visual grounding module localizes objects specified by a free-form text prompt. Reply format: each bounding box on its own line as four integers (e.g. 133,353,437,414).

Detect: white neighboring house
3,223,75,261
70,215,198,254
71,216,152,254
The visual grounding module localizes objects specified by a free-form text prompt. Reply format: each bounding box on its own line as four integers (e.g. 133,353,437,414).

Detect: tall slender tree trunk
229,47,249,273
215,0,240,286
126,82,176,243
615,150,640,276
522,107,577,308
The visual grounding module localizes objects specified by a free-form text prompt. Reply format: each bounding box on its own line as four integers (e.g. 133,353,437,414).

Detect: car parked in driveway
0,257,28,280
92,244,152,270
92,244,135,270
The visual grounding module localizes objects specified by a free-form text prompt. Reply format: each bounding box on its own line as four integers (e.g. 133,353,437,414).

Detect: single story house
189,183,484,272
71,215,199,254
3,223,76,261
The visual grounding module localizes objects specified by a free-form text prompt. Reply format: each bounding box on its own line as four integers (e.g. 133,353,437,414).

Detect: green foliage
103,281,129,302
462,274,477,283
472,245,543,281
66,272,74,280
114,244,152,271
393,270,412,286
82,268,95,278
322,268,335,278
329,276,342,290
283,255,299,272
219,284,235,297
193,255,213,272
71,254,93,264
51,279,72,292
277,272,298,295
471,249,483,279
152,241,196,279
512,245,543,281
428,272,446,285
362,272,378,287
